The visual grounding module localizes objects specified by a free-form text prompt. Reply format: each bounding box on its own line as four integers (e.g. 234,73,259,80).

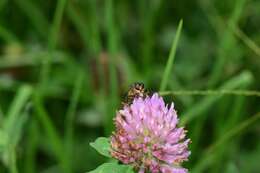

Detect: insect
122,82,149,107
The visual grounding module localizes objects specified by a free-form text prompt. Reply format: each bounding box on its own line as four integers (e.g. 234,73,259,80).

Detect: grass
0,0,260,173
33,93,66,172
160,89,260,97
1,85,32,173
202,0,247,87
193,111,260,172
64,70,84,172
105,0,119,135
40,0,67,95
14,0,49,39
180,71,253,125
160,19,183,92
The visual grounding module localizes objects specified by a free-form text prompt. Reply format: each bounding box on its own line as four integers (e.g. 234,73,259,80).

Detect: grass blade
207,0,247,87
180,71,253,125
104,0,119,134
64,70,84,172
40,0,67,94
33,93,68,173
14,0,49,39
3,85,32,173
231,25,260,57
159,19,183,91
67,1,101,55
24,120,38,173
4,85,32,133
192,112,260,173
48,0,67,50
0,25,19,43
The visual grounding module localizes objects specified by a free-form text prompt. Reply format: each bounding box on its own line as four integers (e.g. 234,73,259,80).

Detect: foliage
89,137,111,158
0,0,260,173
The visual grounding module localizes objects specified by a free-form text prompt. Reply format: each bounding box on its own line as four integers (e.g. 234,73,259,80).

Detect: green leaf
89,137,111,158
88,162,134,173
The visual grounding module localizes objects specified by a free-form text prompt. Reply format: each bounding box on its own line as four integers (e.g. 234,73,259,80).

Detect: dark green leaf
88,162,134,173
90,137,111,158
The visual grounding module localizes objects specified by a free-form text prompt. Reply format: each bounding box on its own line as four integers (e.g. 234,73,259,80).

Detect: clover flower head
110,93,191,173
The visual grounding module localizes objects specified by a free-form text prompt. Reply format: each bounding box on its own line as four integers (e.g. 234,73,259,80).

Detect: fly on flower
122,82,149,107
111,86,191,173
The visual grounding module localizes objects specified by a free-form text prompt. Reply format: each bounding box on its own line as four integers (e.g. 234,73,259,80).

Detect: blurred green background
0,0,260,173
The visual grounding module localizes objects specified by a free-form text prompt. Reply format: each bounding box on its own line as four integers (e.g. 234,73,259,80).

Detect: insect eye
135,82,144,89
